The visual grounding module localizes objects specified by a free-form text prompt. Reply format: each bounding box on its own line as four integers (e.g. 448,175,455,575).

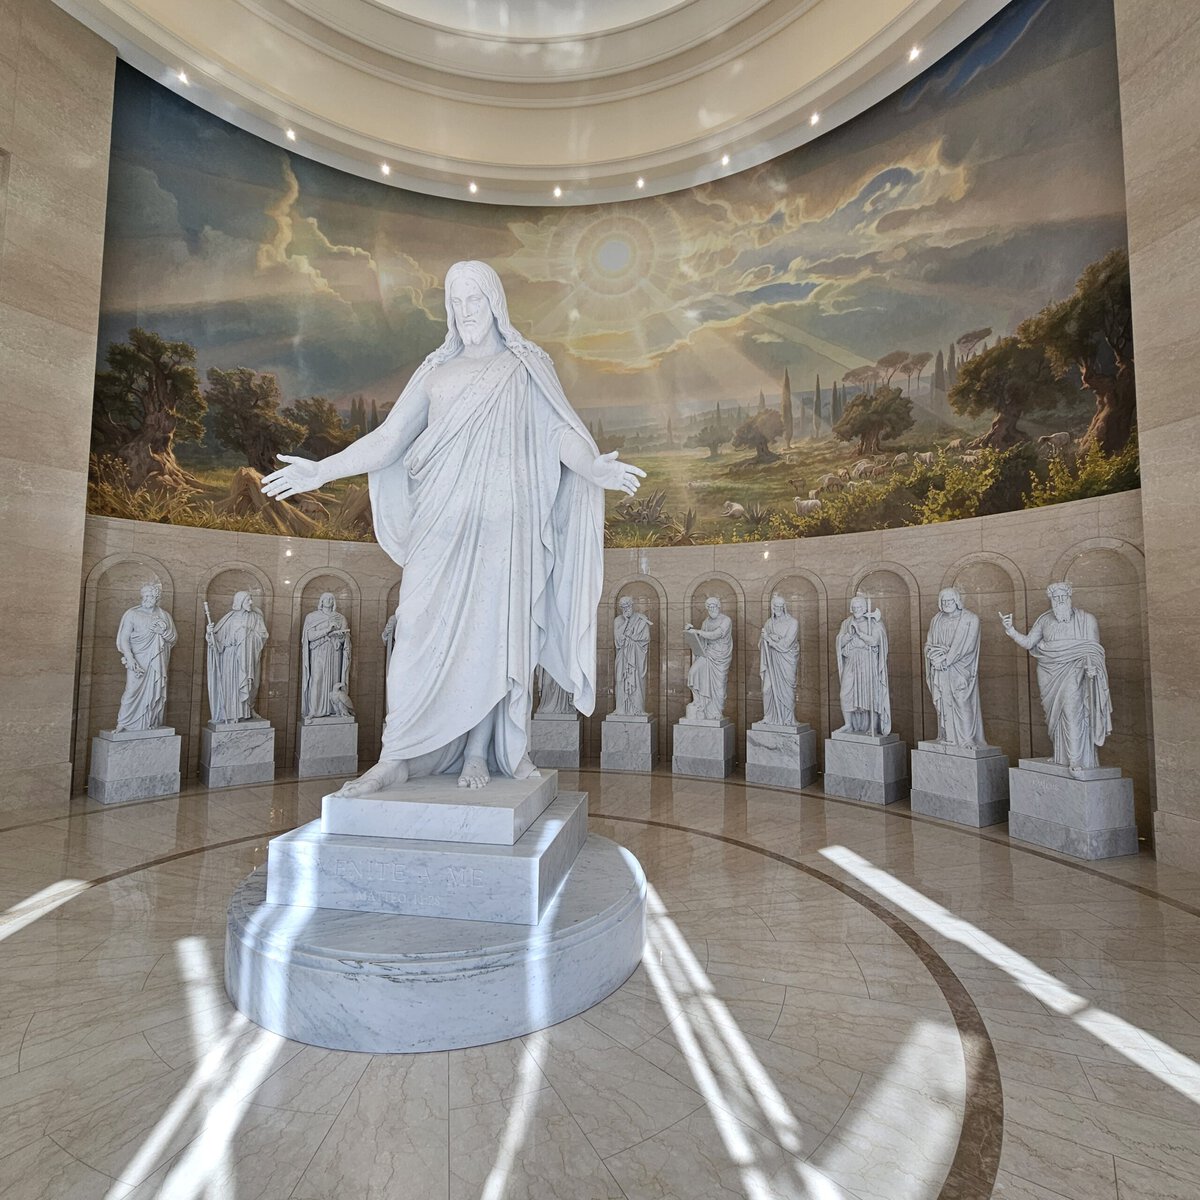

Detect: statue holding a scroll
300,593,352,721
684,597,733,721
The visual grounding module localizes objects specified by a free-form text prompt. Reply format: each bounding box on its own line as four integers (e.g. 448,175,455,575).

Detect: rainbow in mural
89,0,1136,547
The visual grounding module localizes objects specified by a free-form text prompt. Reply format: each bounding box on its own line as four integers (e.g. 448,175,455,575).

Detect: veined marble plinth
823,732,908,805
1008,758,1137,860
296,716,359,779
911,742,1009,827
199,720,275,788
226,833,646,1053
672,718,735,779
88,727,181,803
601,714,659,772
530,713,581,769
267,792,588,924
745,722,817,790
322,770,559,845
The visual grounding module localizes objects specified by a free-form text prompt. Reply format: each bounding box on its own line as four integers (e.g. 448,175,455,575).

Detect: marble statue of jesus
262,261,644,791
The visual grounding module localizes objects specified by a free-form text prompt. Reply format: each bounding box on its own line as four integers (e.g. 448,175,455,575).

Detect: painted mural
89,0,1136,547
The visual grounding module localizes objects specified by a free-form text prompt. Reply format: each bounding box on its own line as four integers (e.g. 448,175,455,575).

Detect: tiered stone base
600,714,659,772
823,732,908,805
200,719,276,787
530,713,581,769
1009,758,1138,860
910,740,1009,827
672,718,735,779
296,716,358,778
88,727,181,803
745,722,817,790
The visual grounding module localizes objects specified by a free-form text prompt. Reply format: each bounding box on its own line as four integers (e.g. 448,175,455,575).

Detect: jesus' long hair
430,260,543,365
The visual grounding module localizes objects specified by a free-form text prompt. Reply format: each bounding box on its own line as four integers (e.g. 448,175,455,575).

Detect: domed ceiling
57,0,1010,203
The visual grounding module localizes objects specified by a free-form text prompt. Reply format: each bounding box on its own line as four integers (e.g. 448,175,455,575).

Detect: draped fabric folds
115,606,177,731
836,616,891,735
367,347,603,778
1030,610,1112,769
760,613,799,726
207,600,268,723
925,608,985,746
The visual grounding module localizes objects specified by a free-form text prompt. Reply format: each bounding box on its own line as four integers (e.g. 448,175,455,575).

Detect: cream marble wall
76,490,1155,837
1113,2,1200,871
0,0,114,812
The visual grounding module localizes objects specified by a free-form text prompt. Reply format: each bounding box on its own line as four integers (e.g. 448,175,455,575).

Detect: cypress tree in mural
666,416,675,448
947,343,958,390
831,380,841,425
812,374,821,439
781,369,793,446
933,349,946,416
758,388,766,412
715,401,722,434
369,398,380,432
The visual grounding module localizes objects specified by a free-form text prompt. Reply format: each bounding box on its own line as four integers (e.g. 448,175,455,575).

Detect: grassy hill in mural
87,251,1138,545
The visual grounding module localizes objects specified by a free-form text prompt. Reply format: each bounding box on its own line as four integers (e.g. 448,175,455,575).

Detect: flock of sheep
710,430,1075,521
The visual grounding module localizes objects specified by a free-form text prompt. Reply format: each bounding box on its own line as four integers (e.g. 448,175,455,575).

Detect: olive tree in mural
205,368,305,475
283,396,358,460
833,386,914,456
733,409,784,463
91,328,205,490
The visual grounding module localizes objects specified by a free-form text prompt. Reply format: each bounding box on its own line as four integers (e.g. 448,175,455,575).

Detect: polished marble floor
1,767,1199,1199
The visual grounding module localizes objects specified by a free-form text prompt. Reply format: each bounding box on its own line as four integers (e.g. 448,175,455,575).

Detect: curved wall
76,488,1154,838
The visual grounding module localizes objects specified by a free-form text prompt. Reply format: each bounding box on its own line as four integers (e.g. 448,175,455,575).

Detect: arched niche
939,553,1030,761
602,575,667,760
75,553,180,792
846,565,920,746
682,574,745,734
287,568,364,760
1054,539,1151,837
758,571,827,733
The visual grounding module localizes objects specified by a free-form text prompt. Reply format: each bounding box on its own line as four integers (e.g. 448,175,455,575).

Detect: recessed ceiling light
635,177,645,189
468,181,478,194
909,45,921,62
553,186,562,198
721,154,730,167
810,112,820,126
176,70,188,84
285,128,297,141
380,163,391,176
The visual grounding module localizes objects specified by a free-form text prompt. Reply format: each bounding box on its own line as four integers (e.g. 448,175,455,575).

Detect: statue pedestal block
672,718,735,779
745,722,817,790
296,716,358,778
823,732,908,805
199,720,276,788
88,727,181,803
322,770,559,845
600,714,659,772
530,713,581,769
910,741,1009,827
267,791,588,925
1008,758,1137,859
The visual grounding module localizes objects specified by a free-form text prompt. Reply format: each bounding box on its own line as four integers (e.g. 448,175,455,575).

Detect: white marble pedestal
88,727,181,803
745,722,817,790
225,772,646,1052
910,741,1009,827
1008,758,1138,859
823,732,908,805
601,714,659,772
200,719,276,788
672,718,735,779
530,713,581,769
296,716,358,779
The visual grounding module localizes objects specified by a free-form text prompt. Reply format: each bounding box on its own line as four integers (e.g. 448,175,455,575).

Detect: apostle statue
759,594,799,726
684,597,733,721
382,613,397,667
114,582,177,732
834,594,891,736
261,260,644,791
1001,582,1113,777
300,593,352,721
205,591,269,724
535,665,574,716
613,595,652,716
925,587,986,747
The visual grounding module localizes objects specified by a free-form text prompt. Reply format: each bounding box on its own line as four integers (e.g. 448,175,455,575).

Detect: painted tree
685,424,725,458
205,367,306,475
831,380,842,425
876,350,911,387
812,374,822,438
369,398,380,433
733,409,784,463
781,369,793,446
1018,248,1134,454
956,328,992,361
91,327,205,490
908,351,933,397
758,388,766,412
933,349,946,395
283,396,356,460
948,337,1071,449
833,385,914,455
947,343,958,389
666,416,675,448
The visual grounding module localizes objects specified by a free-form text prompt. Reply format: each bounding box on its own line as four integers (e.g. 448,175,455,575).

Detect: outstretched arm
262,380,431,500
560,430,646,496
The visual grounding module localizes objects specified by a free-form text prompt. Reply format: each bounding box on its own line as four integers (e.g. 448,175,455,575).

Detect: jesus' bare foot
339,758,409,797
458,755,490,789
514,753,541,780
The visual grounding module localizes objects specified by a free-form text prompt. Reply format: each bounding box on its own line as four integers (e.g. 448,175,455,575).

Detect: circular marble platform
224,834,646,1052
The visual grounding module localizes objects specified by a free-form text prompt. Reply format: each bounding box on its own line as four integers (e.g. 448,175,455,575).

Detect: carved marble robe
367,345,603,777
207,597,268,723
301,606,352,720
687,613,733,720
535,666,574,715
836,613,891,735
925,607,985,746
613,610,651,715
760,611,799,726
1030,608,1112,769
115,604,177,731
